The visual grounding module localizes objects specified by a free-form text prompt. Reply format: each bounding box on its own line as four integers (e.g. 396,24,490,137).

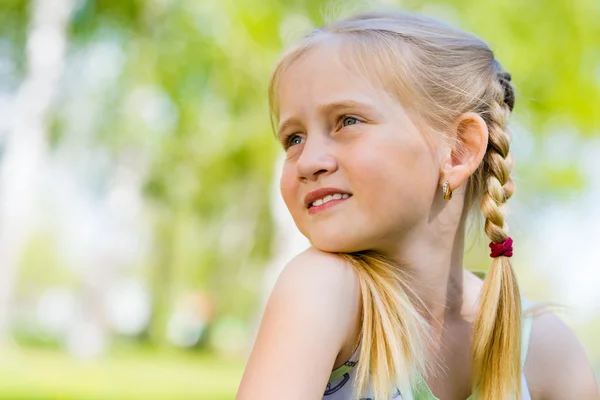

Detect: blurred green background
0,0,598,398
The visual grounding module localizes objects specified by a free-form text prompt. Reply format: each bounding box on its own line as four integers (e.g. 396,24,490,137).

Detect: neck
375,214,476,329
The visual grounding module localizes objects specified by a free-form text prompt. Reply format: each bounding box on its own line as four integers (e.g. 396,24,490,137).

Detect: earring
443,181,452,200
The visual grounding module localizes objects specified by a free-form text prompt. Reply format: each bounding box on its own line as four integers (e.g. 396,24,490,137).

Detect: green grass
0,346,245,400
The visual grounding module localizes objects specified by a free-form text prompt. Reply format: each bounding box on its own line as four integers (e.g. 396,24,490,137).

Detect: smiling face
276,39,445,254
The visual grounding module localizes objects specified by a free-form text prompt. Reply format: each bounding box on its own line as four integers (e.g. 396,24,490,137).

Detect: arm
525,310,599,400
236,247,361,400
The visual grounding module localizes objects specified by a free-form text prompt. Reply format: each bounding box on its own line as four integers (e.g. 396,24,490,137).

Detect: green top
328,275,534,399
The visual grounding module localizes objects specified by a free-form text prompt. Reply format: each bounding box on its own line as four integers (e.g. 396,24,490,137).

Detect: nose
296,135,338,182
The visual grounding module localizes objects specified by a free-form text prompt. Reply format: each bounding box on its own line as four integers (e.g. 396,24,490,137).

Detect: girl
237,10,599,400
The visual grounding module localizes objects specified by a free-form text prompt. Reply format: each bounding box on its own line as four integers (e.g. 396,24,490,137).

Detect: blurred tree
0,0,75,343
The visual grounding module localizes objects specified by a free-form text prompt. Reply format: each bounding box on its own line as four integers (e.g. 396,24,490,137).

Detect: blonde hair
269,10,520,400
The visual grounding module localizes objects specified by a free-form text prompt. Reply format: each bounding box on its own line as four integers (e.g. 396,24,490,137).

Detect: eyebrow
277,99,379,137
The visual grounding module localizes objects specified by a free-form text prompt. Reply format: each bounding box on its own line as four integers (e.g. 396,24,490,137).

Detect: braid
498,72,515,112
471,67,523,400
481,76,515,240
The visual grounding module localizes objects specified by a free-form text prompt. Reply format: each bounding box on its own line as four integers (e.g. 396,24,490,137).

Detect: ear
439,112,489,191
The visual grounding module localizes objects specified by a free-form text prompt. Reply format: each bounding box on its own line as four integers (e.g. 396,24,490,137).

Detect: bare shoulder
525,308,599,400
236,247,361,400
279,246,361,297
273,247,362,323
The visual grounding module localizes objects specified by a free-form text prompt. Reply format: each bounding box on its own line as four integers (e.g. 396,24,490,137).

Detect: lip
308,196,350,215
304,187,352,209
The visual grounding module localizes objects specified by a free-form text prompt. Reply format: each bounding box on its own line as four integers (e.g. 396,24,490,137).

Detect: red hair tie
489,237,513,258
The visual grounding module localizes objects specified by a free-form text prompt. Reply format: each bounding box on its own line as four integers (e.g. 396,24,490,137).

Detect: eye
284,134,305,150
342,116,360,127
290,135,303,145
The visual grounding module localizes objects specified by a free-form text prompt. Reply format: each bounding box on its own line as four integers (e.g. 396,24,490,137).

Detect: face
277,40,442,254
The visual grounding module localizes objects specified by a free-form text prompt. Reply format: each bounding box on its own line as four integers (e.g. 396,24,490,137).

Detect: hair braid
471,67,522,400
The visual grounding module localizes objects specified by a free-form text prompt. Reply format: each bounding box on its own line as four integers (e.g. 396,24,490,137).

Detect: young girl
237,10,599,400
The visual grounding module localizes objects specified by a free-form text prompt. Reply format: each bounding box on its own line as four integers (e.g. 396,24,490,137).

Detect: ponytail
471,73,521,399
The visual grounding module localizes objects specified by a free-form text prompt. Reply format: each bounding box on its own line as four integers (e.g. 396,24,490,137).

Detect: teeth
311,193,350,207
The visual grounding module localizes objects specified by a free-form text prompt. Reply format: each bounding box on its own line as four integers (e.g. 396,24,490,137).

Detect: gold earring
443,181,452,200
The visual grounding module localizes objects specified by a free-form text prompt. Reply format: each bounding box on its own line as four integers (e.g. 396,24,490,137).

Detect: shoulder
237,247,361,400
524,308,599,400
277,247,362,303
265,247,361,339
270,247,362,352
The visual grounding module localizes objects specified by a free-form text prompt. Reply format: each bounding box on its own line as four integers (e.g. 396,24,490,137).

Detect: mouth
307,193,352,215
304,187,353,209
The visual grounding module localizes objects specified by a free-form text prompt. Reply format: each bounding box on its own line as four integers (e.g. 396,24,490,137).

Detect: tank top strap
328,343,360,383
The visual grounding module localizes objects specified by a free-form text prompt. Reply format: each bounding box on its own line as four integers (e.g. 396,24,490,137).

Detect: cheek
279,163,308,232
279,164,297,209
346,137,437,217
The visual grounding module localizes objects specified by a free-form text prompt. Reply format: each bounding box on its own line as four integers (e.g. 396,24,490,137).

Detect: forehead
277,39,397,118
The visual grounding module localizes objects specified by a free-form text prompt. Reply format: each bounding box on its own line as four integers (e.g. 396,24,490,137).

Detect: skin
237,39,599,400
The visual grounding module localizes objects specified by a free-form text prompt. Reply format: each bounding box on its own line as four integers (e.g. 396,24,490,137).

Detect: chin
308,233,366,254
